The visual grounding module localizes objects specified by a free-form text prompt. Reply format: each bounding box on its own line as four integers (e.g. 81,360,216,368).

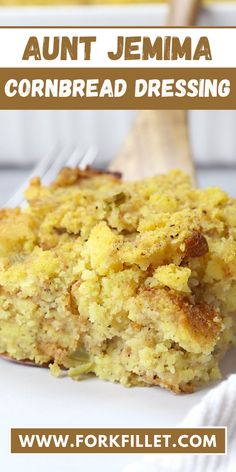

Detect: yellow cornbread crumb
153,264,191,293
49,362,62,378
0,167,235,393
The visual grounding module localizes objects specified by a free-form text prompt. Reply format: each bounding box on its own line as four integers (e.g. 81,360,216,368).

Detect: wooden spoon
109,0,202,184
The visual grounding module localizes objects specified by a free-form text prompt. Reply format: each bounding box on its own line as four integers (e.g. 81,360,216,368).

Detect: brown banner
11,428,226,454
0,68,235,109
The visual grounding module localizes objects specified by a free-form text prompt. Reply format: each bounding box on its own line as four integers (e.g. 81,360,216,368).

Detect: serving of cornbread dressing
0,168,235,393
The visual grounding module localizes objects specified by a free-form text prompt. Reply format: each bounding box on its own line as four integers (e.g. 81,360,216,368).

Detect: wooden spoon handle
109,0,202,183
167,0,202,27
109,110,196,184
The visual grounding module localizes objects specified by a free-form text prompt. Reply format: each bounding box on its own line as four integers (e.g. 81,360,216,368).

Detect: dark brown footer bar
11,428,226,454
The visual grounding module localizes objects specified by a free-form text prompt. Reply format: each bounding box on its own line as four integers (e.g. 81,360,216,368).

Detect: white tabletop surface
0,166,235,472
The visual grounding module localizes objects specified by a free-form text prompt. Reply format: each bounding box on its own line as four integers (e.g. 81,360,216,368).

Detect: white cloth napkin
123,375,236,472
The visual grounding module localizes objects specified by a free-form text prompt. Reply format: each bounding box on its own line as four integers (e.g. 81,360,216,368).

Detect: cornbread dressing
0,168,235,393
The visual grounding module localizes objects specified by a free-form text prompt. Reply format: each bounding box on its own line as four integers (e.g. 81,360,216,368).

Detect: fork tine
79,146,98,170
5,143,98,209
5,144,60,208
64,145,87,168
42,143,97,185
65,145,97,170
42,142,77,185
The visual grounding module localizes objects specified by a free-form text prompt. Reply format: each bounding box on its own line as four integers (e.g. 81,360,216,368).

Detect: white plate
0,347,235,472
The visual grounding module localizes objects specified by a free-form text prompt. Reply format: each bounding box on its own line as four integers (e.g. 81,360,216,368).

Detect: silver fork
5,143,97,208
